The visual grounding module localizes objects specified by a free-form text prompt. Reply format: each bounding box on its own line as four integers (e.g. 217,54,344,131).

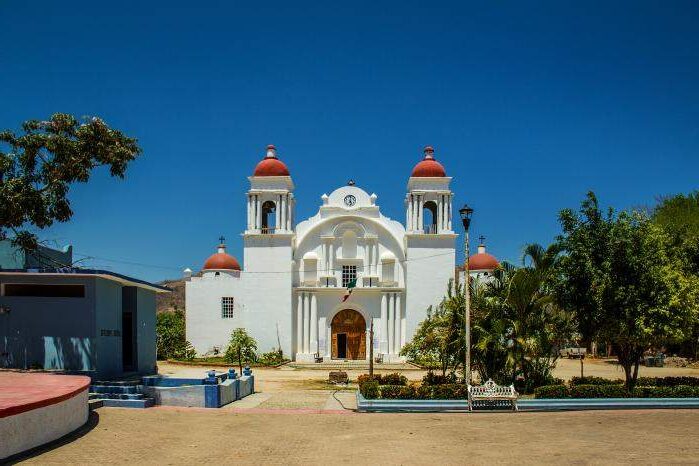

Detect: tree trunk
238,348,242,374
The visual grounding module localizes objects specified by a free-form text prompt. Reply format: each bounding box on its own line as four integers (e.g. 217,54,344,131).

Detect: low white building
186,145,461,362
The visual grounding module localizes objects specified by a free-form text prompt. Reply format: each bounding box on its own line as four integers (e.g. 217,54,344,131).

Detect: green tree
156,309,196,360
556,192,611,352
558,192,699,389
0,113,141,252
653,191,699,358
225,328,258,373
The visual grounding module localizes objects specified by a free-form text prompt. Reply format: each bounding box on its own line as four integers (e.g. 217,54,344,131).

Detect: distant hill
157,278,185,314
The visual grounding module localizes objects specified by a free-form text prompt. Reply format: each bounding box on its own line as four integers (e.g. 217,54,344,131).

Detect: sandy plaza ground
11,359,699,465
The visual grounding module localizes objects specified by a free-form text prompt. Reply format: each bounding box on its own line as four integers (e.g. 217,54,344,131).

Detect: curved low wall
0,373,91,459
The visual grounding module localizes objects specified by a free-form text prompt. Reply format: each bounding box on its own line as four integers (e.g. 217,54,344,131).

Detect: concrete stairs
89,381,154,408
286,360,422,371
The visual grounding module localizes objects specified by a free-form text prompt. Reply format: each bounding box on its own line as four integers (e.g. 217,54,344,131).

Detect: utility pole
459,204,474,385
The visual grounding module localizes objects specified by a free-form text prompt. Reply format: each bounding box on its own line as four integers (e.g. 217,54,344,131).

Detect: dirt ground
15,408,699,464
11,360,699,464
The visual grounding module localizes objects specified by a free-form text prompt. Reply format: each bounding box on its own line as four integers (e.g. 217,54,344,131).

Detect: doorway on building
122,311,134,371
331,309,366,360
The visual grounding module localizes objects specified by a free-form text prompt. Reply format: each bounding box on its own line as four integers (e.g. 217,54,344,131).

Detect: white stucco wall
0,389,89,460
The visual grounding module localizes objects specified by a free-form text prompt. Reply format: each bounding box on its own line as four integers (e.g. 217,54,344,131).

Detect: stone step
88,399,104,410
90,385,141,394
89,393,145,400
100,398,154,409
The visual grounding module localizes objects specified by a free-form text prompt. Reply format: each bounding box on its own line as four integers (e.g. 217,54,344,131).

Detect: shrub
570,376,623,386
569,384,629,398
534,385,570,399
381,373,408,386
257,349,286,366
632,385,699,398
636,376,699,387
429,383,468,399
379,385,410,399
357,374,383,385
422,371,458,386
359,380,380,399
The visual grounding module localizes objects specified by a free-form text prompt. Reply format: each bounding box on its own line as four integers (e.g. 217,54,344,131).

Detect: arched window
261,200,277,233
423,201,438,234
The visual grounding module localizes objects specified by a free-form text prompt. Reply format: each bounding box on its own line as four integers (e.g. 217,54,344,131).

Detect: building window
342,265,357,287
221,297,235,318
2,283,85,298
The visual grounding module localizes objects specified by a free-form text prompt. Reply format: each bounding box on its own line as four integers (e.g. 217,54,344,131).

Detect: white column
255,195,262,230
437,196,443,233
387,293,395,355
410,194,417,231
418,195,424,232
303,293,310,353
280,195,286,232
380,293,388,354
329,243,335,281
442,195,447,231
394,293,402,353
246,195,251,230
296,293,304,354
448,194,452,231
310,294,318,353
374,243,379,276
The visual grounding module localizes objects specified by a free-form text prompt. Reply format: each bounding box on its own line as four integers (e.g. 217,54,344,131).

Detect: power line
72,249,459,275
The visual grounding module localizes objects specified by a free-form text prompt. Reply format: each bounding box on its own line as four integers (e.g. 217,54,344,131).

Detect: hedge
535,384,699,399
359,380,380,399
570,384,629,398
569,376,623,386
636,377,699,387
568,376,699,387
534,384,570,399
357,373,408,387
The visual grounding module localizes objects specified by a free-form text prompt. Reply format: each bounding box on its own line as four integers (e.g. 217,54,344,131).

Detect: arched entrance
331,309,366,360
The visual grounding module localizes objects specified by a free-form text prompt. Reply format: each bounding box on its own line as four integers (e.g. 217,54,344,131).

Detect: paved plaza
9,359,699,464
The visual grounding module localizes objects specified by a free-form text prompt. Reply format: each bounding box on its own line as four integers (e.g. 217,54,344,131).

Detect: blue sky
1,1,698,283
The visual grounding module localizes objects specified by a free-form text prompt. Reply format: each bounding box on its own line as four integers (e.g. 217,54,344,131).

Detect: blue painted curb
356,392,699,413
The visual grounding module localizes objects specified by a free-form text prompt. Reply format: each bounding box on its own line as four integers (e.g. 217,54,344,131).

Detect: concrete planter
356,392,699,413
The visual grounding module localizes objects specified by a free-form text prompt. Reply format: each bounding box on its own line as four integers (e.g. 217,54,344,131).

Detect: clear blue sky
1,1,698,283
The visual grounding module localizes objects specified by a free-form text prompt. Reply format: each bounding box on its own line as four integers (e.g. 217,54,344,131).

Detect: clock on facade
343,195,357,207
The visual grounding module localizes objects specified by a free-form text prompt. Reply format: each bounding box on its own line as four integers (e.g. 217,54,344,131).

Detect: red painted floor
0,372,90,418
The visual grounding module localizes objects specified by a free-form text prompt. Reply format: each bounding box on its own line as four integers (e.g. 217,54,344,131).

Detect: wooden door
331,309,366,360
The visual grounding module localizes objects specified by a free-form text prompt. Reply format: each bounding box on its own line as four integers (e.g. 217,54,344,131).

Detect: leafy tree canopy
653,191,699,274
0,113,141,252
557,192,698,388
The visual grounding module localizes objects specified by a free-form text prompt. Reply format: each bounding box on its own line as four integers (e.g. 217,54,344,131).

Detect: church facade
185,145,460,362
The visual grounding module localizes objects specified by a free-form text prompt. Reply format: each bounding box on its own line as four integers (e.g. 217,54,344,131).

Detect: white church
185,145,498,362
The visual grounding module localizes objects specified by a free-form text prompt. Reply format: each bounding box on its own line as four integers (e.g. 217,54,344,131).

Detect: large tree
0,113,141,253
557,192,698,389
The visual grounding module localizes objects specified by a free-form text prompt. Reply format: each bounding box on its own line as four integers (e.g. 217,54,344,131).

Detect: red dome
411,146,446,177
468,252,499,271
253,144,290,177
203,247,241,271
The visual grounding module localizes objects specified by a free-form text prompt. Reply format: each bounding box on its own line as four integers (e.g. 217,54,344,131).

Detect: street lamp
459,204,474,385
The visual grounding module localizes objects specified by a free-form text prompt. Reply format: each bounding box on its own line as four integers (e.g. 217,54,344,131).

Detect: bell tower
245,145,294,235
243,144,295,358
405,146,453,234
404,146,457,343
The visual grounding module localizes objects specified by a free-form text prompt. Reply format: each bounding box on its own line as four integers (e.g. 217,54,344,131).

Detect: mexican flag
340,278,357,302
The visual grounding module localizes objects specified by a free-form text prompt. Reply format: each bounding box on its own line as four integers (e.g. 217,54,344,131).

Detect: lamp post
459,204,474,385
